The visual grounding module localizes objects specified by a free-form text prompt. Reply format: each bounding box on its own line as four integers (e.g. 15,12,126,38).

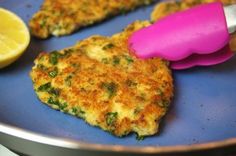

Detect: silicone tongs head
129,2,234,70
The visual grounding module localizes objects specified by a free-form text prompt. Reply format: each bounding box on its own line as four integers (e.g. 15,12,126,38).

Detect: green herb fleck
72,107,78,114
101,58,109,64
39,17,47,28
157,100,170,108
79,110,85,115
48,88,60,96
156,89,164,96
103,43,114,50
61,49,73,57
102,82,118,98
134,108,141,115
38,55,45,62
38,82,51,92
72,107,85,118
37,64,47,71
49,51,60,65
113,56,120,65
125,55,134,64
65,75,73,86
48,68,58,78
106,112,118,126
53,25,62,31
59,102,68,110
47,97,60,106
38,82,60,96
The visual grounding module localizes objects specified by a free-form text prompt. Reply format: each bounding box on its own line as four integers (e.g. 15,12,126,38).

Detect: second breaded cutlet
29,0,153,39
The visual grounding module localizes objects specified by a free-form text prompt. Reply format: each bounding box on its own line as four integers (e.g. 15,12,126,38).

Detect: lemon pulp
0,8,30,69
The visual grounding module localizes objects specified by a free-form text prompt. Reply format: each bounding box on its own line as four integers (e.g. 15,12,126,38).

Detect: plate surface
0,0,236,153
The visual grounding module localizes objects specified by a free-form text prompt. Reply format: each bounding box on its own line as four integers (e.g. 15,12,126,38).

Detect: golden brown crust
29,0,153,38
151,0,236,51
30,21,173,137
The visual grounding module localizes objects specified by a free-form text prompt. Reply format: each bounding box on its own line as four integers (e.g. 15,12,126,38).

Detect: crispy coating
30,21,173,137
29,0,153,38
151,0,236,51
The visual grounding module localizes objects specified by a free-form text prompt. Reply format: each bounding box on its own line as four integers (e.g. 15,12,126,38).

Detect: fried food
30,21,173,138
29,0,153,39
151,0,236,51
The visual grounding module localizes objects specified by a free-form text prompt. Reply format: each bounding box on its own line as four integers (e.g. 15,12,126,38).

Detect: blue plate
1,0,236,155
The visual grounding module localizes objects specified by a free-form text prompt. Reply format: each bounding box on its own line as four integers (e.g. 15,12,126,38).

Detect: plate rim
1,0,236,154
1,122,236,154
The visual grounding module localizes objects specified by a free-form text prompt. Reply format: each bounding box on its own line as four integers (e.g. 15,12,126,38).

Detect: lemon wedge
0,8,30,69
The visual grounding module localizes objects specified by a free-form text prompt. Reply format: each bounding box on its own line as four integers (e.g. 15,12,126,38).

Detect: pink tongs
129,2,236,69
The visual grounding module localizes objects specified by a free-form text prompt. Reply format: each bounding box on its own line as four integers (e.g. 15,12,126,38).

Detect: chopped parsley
38,82,60,96
38,55,45,62
156,89,164,96
101,58,109,64
52,25,62,31
106,112,118,126
48,88,60,96
65,75,73,86
113,56,120,65
48,68,58,78
37,64,47,71
158,100,170,108
47,97,60,106
61,48,73,57
72,107,85,118
125,55,134,64
39,17,47,28
72,107,78,114
59,102,68,110
38,82,51,92
134,107,142,115
49,51,60,65
48,98,68,111
102,82,118,98
103,43,114,50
